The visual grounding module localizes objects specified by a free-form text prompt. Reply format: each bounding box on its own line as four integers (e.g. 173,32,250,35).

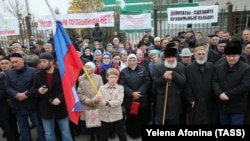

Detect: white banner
0,19,19,36
120,12,151,31
37,12,114,30
167,5,218,24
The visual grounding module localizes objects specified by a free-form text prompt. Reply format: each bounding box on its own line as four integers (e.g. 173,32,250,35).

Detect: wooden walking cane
189,105,195,125
162,79,171,125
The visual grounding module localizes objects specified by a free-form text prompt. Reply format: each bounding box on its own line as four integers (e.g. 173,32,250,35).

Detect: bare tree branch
0,0,25,18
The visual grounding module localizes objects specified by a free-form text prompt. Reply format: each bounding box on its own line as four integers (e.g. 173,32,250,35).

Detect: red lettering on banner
38,19,52,27
62,19,68,26
0,30,15,35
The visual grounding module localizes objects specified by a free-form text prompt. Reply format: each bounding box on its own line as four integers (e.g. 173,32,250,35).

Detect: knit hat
85,62,96,71
40,53,54,60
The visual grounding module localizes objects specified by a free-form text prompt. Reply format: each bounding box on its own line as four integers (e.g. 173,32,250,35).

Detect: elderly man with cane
153,45,186,125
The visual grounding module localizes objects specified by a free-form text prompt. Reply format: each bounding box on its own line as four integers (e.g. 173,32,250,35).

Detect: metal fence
1,8,249,53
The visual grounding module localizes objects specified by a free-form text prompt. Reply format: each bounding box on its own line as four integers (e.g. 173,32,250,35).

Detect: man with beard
213,44,250,125
185,46,218,125
152,47,186,125
33,53,73,141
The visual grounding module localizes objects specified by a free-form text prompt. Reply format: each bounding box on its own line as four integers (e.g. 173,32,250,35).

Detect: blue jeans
42,117,73,141
16,112,45,141
219,111,245,125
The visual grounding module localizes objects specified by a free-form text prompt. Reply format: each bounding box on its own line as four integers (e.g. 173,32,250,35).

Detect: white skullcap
127,53,137,62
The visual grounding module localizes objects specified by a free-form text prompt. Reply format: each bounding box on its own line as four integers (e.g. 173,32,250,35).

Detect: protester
95,68,127,141
33,53,73,141
0,57,20,141
213,43,250,125
4,52,45,141
77,62,103,141
120,54,150,138
185,46,218,125
92,23,104,48
152,47,186,125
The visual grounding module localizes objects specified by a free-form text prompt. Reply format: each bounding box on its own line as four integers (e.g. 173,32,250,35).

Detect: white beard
164,60,177,69
196,57,207,65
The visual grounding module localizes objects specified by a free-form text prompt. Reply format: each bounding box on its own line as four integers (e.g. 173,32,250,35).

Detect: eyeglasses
103,57,110,59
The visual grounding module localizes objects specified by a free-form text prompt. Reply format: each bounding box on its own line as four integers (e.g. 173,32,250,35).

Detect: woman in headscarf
81,46,93,62
94,51,120,84
77,62,103,141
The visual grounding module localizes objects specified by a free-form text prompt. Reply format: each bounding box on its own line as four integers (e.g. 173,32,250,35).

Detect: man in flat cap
185,45,218,125
213,43,250,125
153,47,186,125
4,52,46,141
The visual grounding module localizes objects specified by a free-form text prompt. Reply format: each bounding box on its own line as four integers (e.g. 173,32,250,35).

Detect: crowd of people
1,23,250,141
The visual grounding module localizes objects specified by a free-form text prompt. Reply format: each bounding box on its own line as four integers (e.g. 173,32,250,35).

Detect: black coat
213,60,250,113
152,62,186,120
33,68,68,119
0,73,12,120
185,61,217,124
120,65,150,109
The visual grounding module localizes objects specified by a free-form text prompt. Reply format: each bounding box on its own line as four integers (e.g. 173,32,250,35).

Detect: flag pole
45,0,99,96
44,0,57,21
82,67,100,96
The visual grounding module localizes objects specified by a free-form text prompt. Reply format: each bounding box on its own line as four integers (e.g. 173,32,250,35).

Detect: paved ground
0,127,142,141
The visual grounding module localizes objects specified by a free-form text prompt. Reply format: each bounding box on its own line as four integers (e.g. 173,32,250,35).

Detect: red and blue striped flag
54,21,83,125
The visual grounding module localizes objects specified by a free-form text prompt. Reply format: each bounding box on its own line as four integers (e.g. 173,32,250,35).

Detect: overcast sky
29,0,69,17
0,0,69,19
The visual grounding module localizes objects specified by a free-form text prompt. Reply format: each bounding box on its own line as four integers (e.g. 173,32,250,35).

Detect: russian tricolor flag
54,21,83,125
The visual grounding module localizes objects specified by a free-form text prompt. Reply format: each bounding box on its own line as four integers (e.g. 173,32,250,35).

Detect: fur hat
224,44,242,55
164,47,177,58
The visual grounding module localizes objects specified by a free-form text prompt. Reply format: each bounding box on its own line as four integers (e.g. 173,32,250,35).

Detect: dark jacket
4,65,39,115
152,62,186,120
213,60,250,113
0,73,12,120
185,61,217,124
33,68,68,119
120,65,150,109
92,28,103,42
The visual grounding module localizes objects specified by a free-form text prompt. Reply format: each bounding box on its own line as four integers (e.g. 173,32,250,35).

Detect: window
171,0,179,4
